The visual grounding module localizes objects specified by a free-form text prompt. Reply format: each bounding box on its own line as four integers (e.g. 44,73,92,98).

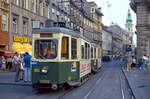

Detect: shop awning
0,50,15,56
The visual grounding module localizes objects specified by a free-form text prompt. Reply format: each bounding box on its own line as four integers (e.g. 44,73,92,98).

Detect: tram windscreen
34,39,58,59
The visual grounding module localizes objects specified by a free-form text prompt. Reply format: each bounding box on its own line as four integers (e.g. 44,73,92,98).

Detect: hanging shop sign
13,36,29,43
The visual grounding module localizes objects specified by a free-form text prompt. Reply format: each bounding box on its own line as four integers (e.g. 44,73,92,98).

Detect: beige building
9,0,48,51
130,0,150,57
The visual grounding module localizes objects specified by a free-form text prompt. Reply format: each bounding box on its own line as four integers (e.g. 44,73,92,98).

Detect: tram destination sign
40,33,53,38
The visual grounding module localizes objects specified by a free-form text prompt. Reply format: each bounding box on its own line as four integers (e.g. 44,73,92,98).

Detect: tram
31,27,102,89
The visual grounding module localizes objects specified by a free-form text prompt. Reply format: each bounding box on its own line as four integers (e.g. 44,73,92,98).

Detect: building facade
102,25,112,56
9,0,48,51
107,24,131,56
130,0,150,57
0,0,10,50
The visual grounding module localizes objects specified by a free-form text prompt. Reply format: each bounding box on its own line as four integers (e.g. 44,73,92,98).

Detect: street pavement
0,59,149,99
123,68,150,99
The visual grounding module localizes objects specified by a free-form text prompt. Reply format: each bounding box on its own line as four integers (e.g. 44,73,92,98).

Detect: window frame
71,37,77,59
61,36,69,60
2,14,7,32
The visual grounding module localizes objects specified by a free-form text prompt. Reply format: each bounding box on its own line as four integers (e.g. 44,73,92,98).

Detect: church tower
125,8,133,37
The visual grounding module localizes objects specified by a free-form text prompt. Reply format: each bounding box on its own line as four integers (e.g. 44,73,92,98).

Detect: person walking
127,56,132,71
6,56,13,71
23,52,32,82
13,52,22,82
1,56,6,71
141,55,148,72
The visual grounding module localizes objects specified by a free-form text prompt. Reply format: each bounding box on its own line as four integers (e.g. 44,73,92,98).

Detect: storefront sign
13,36,29,43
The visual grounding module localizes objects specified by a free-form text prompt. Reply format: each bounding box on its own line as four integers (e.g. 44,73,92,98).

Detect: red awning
0,50,15,56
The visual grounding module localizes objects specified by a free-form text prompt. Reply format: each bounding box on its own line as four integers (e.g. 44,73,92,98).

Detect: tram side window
94,48,96,58
85,43,88,59
81,45,85,59
91,47,93,58
61,37,69,59
71,38,77,59
88,44,90,59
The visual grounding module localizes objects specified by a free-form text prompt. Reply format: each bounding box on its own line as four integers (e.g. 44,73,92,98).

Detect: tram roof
33,27,90,42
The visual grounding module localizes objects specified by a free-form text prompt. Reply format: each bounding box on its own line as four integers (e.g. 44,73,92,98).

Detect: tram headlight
41,66,48,74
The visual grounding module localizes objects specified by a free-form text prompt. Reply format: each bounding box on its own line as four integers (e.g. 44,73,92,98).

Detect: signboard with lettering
13,36,29,43
80,60,91,77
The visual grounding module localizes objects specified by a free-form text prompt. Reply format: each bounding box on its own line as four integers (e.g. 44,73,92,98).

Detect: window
34,39,58,59
94,48,96,58
2,0,9,3
71,38,77,59
2,15,7,32
40,2,44,16
13,0,19,5
31,0,37,13
61,37,69,59
44,3,48,17
91,47,93,58
23,20,28,35
12,18,18,34
88,44,90,59
85,43,89,59
81,45,85,59
23,0,29,9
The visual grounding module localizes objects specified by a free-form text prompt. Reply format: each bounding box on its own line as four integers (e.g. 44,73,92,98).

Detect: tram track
57,67,107,99
83,67,112,99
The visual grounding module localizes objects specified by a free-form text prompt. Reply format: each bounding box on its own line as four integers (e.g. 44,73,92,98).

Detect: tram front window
34,39,58,59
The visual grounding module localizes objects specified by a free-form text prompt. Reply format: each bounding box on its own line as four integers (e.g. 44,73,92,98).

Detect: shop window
91,47,93,58
13,18,18,34
2,15,7,32
61,36,69,59
81,45,85,59
23,20,28,35
71,38,77,59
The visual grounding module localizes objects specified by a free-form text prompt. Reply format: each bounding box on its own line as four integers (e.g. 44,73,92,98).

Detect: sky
87,0,137,45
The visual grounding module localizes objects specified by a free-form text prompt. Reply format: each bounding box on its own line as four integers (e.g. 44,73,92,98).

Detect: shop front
12,36,32,53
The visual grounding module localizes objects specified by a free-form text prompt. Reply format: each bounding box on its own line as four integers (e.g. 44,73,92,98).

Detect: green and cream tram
31,27,102,89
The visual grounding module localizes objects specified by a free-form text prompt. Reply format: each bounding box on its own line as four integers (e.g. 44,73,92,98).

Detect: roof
32,27,90,42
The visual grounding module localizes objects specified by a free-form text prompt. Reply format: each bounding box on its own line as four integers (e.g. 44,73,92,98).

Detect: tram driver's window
61,36,69,59
71,38,77,59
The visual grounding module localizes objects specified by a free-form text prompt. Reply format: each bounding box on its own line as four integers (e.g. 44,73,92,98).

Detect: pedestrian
127,56,132,71
147,56,150,71
131,56,136,68
6,56,13,71
13,52,22,82
141,55,148,72
23,52,32,82
1,56,6,71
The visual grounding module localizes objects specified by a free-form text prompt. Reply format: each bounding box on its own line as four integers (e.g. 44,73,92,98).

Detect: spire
126,8,132,24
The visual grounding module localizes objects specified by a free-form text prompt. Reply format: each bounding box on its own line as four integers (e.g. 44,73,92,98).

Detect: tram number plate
39,80,50,84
